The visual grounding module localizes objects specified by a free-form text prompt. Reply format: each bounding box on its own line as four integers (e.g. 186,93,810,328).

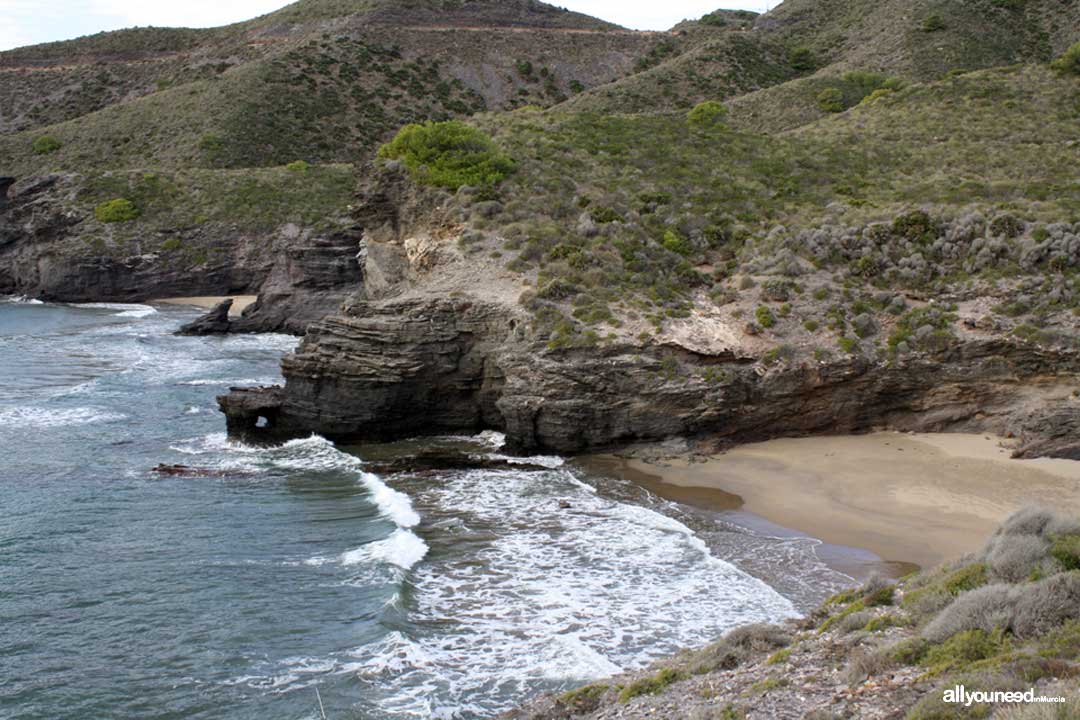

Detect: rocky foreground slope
505,508,1080,720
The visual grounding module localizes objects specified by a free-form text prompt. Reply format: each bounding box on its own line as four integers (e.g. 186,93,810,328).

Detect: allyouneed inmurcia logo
943,685,1068,707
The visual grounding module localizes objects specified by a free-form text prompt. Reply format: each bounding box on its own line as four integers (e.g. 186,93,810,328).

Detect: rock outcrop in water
176,299,234,335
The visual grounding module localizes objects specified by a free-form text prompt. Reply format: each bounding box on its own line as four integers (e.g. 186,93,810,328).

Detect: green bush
789,46,815,73
1049,535,1080,571
860,88,895,106
837,336,859,354
699,11,729,27
687,100,728,128
618,668,683,702
845,71,903,97
285,160,310,173
32,135,62,155
198,132,224,161
755,306,776,328
922,629,1010,675
378,120,514,190
1051,42,1080,76
662,230,693,255
683,624,791,675
922,14,946,32
893,210,937,242
888,307,956,351
558,683,608,713
590,206,623,224
817,87,845,113
94,198,140,223
821,72,904,113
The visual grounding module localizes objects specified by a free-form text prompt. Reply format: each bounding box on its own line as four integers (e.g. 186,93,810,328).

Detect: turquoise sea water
0,299,850,719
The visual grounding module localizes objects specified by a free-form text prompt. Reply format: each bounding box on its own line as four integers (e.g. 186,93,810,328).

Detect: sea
0,298,855,719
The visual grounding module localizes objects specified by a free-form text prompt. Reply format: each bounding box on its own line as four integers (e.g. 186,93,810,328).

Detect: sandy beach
590,433,1080,570
155,296,257,316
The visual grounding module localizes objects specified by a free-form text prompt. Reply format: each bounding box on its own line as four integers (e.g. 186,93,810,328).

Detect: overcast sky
0,1,778,52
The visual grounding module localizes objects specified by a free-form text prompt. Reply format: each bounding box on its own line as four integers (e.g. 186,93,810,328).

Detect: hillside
563,0,1080,125
452,64,1079,357
0,0,658,324
0,0,651,170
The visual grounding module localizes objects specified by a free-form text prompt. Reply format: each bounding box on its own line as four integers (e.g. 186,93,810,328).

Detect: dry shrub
923,572,1080,641
845,645,894,685
995,507,1060,537
984,534,1052,583
684,623,792,674
1012,572,1080,638
922,584,1015,642
838,609,877,634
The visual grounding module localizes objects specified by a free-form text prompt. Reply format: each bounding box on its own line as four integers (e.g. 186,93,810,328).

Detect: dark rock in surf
152,463,250,478
216,386,286,440
175,299,233,336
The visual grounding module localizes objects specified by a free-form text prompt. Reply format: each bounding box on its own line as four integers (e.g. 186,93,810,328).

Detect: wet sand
155,296,257,316
589,433,1080,571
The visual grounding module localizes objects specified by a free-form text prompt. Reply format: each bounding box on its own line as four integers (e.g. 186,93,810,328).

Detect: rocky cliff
0,172,362,331
221,293,1080,457
218,168,1080,459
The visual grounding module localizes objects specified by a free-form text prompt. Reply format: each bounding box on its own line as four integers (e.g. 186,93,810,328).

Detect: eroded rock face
219,294,1080,455
1011,407,1080,460
221,297,511,440
229,226,363,335
0,175,363,332
0,175,270,302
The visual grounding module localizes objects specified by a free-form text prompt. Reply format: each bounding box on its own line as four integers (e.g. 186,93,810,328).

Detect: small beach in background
156,296,258,316
592,432,1080,572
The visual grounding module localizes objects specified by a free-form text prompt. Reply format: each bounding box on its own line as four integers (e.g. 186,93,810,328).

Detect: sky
0,0,778,52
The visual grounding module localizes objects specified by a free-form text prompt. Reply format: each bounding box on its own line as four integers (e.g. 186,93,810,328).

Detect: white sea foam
217,453,804,718
1,295,44,305
0,406,126,428
485,452,565,469
348,465,799,717
472,430,507,449
341,529,429,570
74,302,158,318
175,433,426,568
219,333,300,353
359,472,421,528
176,377,281,387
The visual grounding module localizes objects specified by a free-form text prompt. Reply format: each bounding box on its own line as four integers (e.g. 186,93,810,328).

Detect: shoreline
155,296,257,317
584,432,1080,572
